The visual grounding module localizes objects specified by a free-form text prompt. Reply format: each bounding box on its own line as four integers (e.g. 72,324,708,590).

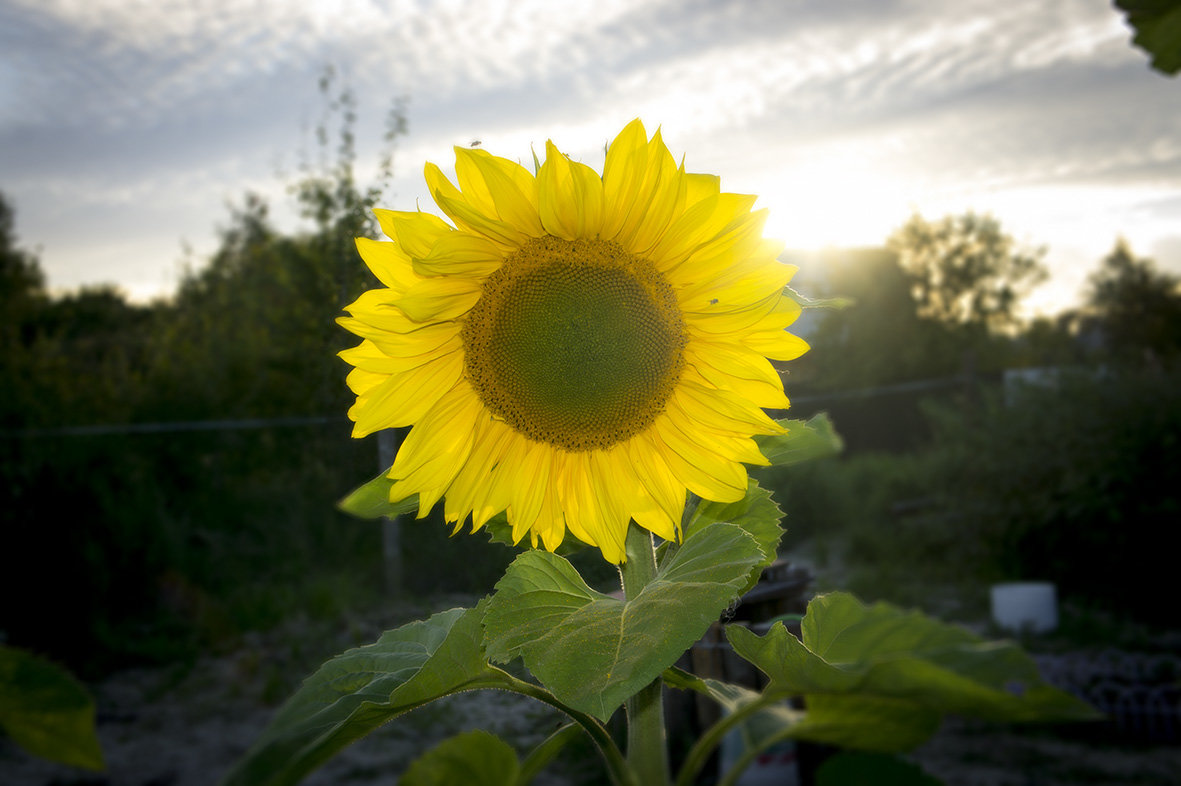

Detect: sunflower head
338,120,808,563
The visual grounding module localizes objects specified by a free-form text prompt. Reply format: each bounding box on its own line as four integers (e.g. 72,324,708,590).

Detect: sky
1,0,1178,315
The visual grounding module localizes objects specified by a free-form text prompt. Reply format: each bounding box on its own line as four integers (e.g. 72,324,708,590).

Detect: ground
2,591,1179,786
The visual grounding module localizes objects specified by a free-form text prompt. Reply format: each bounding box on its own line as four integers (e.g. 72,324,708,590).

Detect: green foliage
1082,237,1181,358
0,192,47,350
757,362,1181,628
920,366,1181,621
484,522,769,721
400,730,520,786
1,426,385,674
0,78,473,675
220,604,514,786
684,480,784,595
815,752,942,786
0,645,104,771
726,593,1097,752
788,248,942,390
1116,0,1181,75
753,413,844,467
754,450,937,562
1,193,157,429
888,212,1047,332
223,438,1105,786
338,469,421,519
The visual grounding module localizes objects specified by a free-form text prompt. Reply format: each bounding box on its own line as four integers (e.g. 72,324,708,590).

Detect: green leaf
727,592,1098,753
0,645,104,771
815,751,944,786
337,469,419,519
755,413,843,467
683,479,784,593
221,603,513,786
400,730,519,786
483,523,766,722
1116,0,1181,76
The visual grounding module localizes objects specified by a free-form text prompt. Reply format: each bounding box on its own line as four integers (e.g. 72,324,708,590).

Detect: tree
141,72,409,421
888,212,1047,332
1084,238,1181,359
0,192,47,347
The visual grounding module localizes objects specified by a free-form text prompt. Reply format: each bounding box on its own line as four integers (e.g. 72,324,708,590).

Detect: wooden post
377,429,403,594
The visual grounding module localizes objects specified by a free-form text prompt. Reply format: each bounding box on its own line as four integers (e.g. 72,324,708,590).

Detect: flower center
462,236,686,452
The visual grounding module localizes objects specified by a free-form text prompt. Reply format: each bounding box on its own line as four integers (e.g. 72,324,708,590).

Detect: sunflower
338,120,807,563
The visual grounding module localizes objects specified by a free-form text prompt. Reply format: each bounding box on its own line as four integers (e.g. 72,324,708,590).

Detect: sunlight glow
754,151,912,252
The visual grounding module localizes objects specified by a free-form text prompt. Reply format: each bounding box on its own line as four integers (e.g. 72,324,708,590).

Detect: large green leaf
220,603,513,786
337,469,419,519
399,730,519,786
755,413,843,467
483,523,766,721
682,479,784,593
686,480,782,552
0,645,104,771
727,592,1098,752
1117,0,1181,75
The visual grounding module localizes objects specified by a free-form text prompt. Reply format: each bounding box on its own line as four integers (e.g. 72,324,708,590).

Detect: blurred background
2,1,1180,783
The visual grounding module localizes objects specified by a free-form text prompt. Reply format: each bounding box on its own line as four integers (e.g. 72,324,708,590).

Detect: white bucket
990,582,1058,633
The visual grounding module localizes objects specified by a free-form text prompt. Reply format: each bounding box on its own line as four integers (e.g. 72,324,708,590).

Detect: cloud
2,0,1178,312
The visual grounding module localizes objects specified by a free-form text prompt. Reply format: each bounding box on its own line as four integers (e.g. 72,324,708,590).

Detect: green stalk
501,673,638,786
619,523,671,786
516,723,582,786
673,693,782,786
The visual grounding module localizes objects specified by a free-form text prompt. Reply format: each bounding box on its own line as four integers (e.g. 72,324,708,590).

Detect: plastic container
990,581,1058,633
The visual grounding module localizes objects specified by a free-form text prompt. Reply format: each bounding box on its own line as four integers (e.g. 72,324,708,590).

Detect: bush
758,365,1181,626
921,364,1181,623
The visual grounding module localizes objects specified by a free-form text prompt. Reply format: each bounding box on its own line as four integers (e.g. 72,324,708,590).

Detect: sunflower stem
620,523,671,786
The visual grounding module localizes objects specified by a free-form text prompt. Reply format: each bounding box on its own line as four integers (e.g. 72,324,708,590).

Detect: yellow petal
537,140,605,240
455,147,544,236
374,209,453,258
389,384,481,485
664,209,769,289
744,329,810,362
606,443,678,543
664,396,769,466
643,424,747,503
355,237,421,292
685,340,789,410
626,438,686,537
682,289,785,336
673,378,785,436
413,231,505,277
396,276,482,323
587,450,633,558
448,415,514,528
602,125,684,254
349,353,463,436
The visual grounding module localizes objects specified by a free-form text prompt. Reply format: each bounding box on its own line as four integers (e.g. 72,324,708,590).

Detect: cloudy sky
1,0,1177,314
